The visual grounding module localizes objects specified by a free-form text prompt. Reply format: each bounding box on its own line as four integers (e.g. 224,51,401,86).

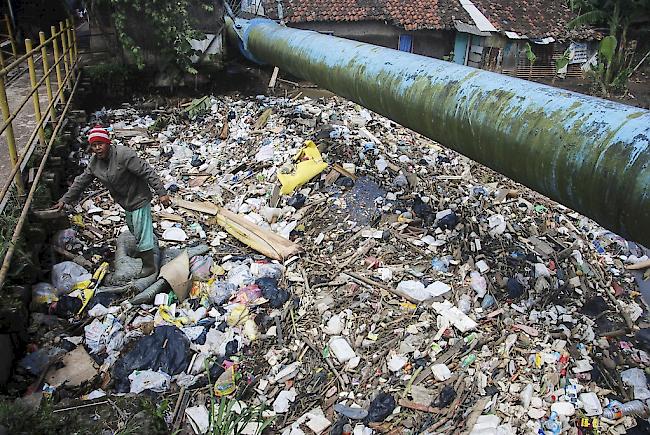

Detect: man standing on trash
54,125,171,277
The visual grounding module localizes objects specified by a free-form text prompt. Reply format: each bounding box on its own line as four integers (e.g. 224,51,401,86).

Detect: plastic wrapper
129,369,171,393
32,282,58,305
52,261,91,294
232,284,263,305
208,281,237,305
256,277,290,308
226,264,254,288
251,262,285,280
277,140,328,195
53,228,78,249
190,255,214,281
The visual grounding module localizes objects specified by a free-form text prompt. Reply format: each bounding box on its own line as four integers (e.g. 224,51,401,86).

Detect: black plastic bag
437,212,459,230
364,392,396,423
256,277,290,308
112,326,190,392
433,385,456,408
287,193,306,209
506,277,525,299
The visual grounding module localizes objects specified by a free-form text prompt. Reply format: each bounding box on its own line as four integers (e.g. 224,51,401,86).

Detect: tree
568,0,650,95
93,0,216,74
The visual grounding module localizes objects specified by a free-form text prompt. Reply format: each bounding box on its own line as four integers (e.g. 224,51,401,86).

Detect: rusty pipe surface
227,18,650,246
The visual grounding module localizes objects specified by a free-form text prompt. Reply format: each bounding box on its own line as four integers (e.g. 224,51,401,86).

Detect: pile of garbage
17,92,650,434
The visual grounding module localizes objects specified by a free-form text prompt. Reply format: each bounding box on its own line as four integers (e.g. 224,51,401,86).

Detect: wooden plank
626,259,650,270
216,208,303,261
268,66,279,88
173,198,220,215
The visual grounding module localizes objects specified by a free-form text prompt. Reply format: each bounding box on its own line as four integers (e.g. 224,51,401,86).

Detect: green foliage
97,0,213,73
599,35,617,64
84,62,138,97
555,48,571,71
567,0,650,95
524,43,537,65
0,399,97,434
208,396,275,435
184,95,211,119
204,358,275,435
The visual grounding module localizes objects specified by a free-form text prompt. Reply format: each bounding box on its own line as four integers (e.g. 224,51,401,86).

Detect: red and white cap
88,125,111,144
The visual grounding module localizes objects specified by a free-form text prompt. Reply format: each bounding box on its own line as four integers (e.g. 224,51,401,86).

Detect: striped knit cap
88,125,111,144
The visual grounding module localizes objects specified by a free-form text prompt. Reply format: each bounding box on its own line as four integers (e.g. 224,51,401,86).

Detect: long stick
0,72,81,290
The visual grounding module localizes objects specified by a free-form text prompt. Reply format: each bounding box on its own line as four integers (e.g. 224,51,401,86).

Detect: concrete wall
290,21,454,60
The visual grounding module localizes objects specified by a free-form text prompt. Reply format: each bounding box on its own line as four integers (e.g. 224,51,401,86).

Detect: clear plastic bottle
602,399,650,419
543,411,561,435
458,294,472,314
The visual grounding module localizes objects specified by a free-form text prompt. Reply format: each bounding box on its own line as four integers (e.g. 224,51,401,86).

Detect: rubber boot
139,250,156,278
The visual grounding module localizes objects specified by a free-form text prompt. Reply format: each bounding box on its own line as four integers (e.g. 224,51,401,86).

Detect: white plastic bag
128,369,171,393
51,261,91,294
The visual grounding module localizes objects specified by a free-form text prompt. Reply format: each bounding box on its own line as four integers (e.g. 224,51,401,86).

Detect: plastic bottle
458,294,472,314
470,271,487,297
543,411,561,435
481,294,496,309
460,354,476,368
430,257,449,273
602,399,650,419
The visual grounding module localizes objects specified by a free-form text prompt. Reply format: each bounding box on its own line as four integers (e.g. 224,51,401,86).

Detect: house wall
290,21,454,59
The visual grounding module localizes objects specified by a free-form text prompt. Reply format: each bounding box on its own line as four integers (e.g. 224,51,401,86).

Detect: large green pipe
227,18,650,246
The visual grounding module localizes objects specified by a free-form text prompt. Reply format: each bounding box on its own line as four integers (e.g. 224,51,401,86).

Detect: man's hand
159,195,172,207
53,201,65,211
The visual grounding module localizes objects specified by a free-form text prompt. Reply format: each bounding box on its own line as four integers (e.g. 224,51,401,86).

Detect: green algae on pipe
228,18,650,247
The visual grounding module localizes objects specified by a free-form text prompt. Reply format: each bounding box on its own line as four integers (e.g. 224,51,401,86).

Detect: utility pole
276,0,284,24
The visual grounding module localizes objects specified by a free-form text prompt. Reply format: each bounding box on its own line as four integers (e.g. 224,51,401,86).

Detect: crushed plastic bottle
430,257,450,273
602,399,650,419
543,411,561,435
481,294,496,309
470,271,487,297
460,354,476,368
458,294,472,314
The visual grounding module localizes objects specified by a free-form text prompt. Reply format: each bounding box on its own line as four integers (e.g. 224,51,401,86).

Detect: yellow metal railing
0,18,81,289
0,14,18,69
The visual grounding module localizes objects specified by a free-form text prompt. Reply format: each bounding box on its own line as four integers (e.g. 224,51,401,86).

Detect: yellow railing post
51,25,65,105
71,19,79,62
59,21,71,89
65,19,75,68
4,14,16,58
25,39,46,148
0,76,24,193
0,49,4,69
39,31,56,123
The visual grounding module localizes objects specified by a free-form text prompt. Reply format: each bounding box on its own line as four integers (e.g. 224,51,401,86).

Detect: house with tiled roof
243,0,597,78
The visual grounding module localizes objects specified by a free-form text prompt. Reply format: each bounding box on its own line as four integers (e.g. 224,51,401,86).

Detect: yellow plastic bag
227,304,250,327
157,305,189,327
70,262,109,314
277,140,328,195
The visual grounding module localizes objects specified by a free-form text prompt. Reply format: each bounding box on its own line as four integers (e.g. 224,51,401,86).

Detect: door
453,32,469,64
398,34,413,53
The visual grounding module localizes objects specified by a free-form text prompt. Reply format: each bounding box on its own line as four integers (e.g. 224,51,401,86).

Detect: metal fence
0,13,18,67
0,18,82,289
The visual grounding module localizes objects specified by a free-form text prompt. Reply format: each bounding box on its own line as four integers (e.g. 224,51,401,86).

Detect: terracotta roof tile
470,0,575,38
263,0,469,30
262,1,584,38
